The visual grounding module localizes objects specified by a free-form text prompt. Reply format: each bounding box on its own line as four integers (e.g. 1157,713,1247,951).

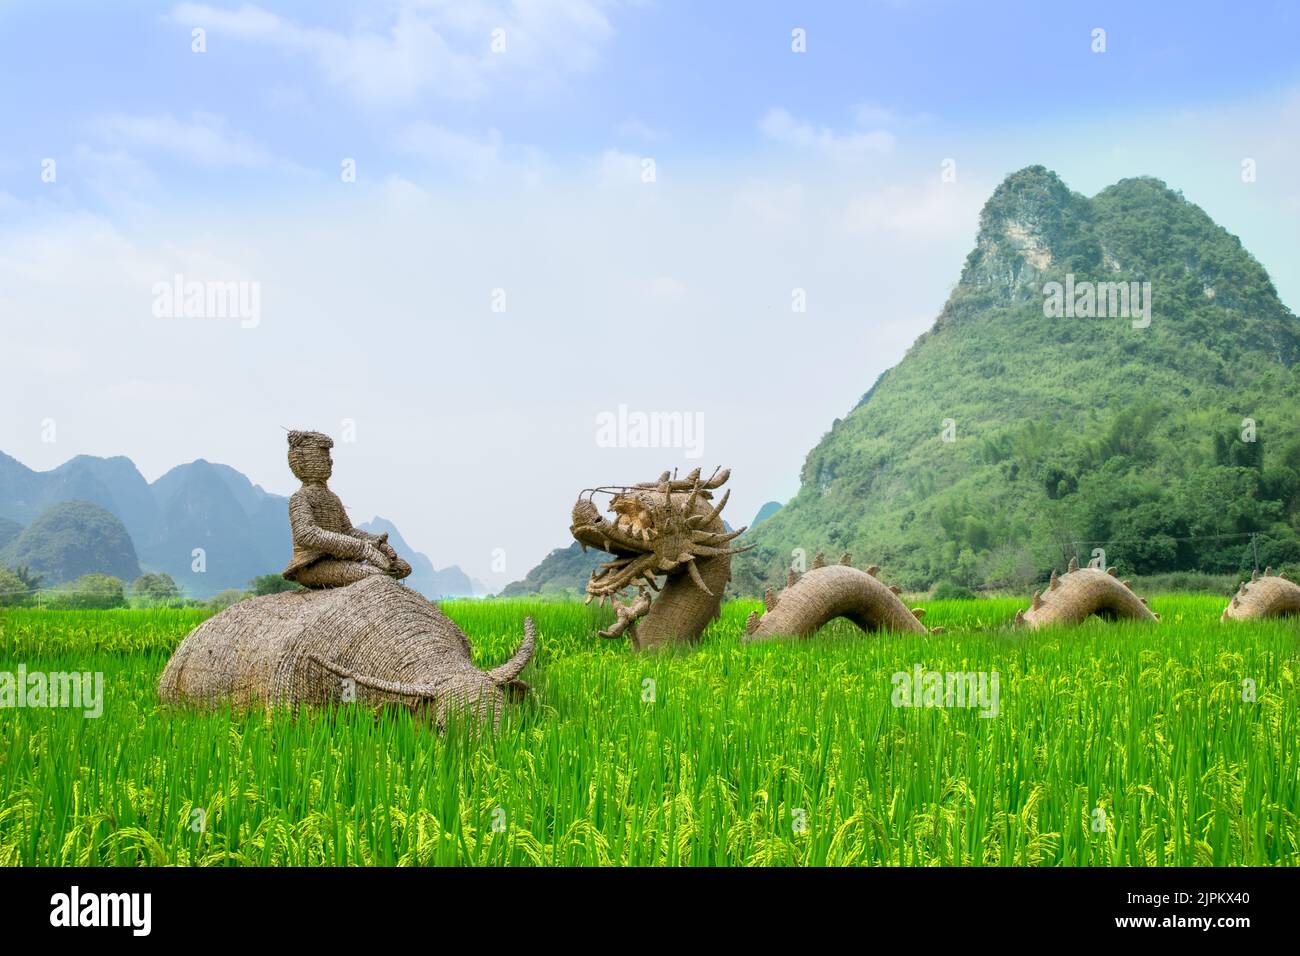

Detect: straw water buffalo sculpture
159,574,535,729
159,430,535,729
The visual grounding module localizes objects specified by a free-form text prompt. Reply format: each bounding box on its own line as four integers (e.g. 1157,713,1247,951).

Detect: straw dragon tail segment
1014,559,1158,629
1221,568,1300,621
743,554,931,641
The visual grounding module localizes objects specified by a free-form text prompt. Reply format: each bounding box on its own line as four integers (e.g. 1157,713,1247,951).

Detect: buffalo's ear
504,679,531,703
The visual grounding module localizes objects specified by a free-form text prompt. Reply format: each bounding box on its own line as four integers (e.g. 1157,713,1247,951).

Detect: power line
1069,531,1269,546
1069,530,1276,573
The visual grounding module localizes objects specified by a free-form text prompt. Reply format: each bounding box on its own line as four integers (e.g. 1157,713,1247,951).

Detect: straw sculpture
744,554,931,641
570,468,932,648
158,429,534,728
600,587,653,639
282,430,412,588
159,574,536,728
1015,559,1158,628
1221,568,1300,621
570,467,752,650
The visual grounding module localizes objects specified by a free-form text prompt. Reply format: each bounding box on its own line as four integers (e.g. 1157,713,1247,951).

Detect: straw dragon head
569,467,752,643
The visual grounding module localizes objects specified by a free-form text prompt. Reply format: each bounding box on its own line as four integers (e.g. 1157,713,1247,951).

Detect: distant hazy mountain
0,517,21,551
0,451,159,538
0,501,140,584
500,541,605,597
54,455,161,543
358,517,476,598
147,459,289,597
0,451,477,598
750,502,782,528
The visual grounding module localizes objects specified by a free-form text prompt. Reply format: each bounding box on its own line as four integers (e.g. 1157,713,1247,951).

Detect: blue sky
3,0,1298,175
2,1,1298,587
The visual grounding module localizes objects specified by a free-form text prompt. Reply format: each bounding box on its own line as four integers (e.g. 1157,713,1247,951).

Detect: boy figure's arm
345,526,399,560
289,492,390,568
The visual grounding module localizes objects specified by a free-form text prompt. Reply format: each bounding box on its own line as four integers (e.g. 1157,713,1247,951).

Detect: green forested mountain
0,501,141,585
750,501,782,528
733,166,1300,594
500,541,605,597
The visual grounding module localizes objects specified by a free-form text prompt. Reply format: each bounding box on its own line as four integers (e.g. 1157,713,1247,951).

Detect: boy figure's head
288,430,334,482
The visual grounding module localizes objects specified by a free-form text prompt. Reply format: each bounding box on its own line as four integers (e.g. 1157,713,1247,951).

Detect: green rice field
1,595,1296,866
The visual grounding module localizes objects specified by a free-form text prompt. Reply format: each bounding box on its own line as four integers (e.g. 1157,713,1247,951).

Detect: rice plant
0,595,1295,866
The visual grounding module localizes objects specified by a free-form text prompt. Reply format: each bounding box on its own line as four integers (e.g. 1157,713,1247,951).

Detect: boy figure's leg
293,559,385,589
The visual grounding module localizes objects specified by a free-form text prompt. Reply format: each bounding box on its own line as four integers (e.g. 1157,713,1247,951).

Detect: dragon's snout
567,467,753,649
571,498,600,530
570,498,607,552
570,469,754,613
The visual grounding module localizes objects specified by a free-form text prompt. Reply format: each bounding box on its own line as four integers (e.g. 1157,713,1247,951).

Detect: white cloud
379,174,432,205
92,112,272,167
71,145,158,210
105,380,202,404
596,147,650,186
733,180,805,230
395,122,503,169
9,84,1299,587
852,102,933,129
760,108,896,160
0,166,974,586
647,276,687,299
616,118,665,143
20,346,89,376
170,1,615,106
852,103,897,126
394,121,546,183
842,179,988,241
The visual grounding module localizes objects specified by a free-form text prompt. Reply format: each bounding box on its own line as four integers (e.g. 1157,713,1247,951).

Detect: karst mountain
732,166,1300,593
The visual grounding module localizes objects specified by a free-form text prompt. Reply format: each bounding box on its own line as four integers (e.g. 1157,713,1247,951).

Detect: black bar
0,866,1290,941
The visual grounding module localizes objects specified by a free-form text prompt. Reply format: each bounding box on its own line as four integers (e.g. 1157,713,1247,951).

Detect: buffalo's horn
485,617,538,685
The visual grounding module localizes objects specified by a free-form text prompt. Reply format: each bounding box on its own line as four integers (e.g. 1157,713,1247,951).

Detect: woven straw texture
570,467,750,650
1018,565,1157,628
158,575,534,725
745,558,929,641
282,430,412,588
1222,572,1300,621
